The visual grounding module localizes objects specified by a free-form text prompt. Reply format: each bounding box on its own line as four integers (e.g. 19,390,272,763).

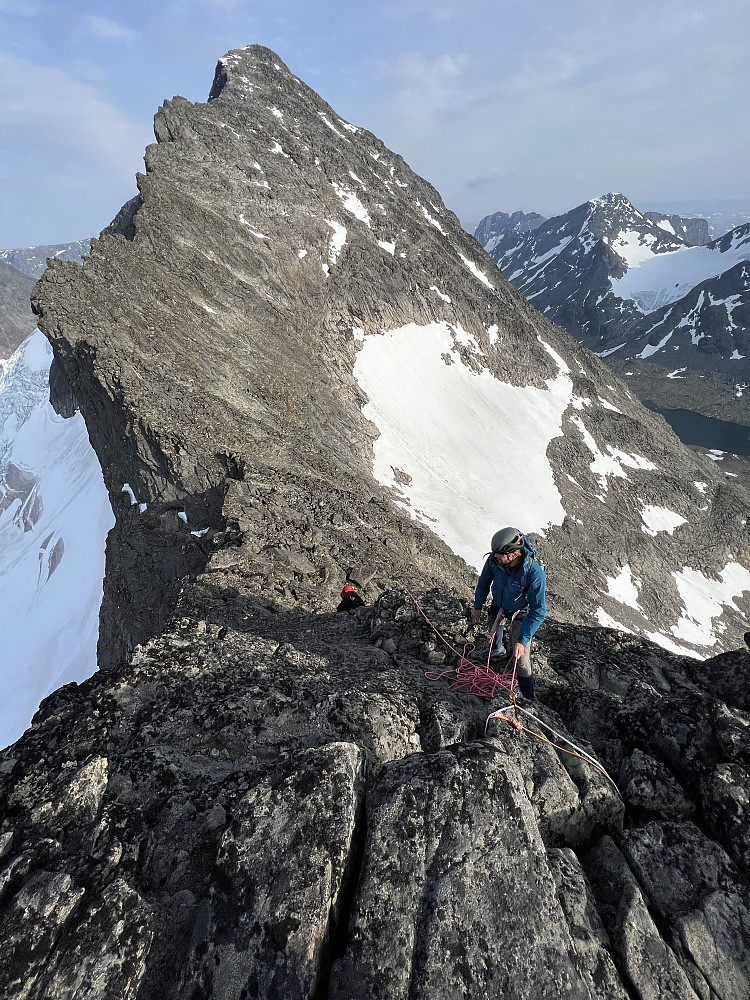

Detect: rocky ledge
1,587,749,998
4,43,749,999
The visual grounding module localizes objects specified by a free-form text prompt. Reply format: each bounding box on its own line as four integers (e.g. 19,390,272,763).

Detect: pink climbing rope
403,588,519,701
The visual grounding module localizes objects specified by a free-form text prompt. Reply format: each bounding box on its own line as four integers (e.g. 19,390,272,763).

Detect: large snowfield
611,228,750,312
353,321,570,570
0,331,113,750
353,320,750,659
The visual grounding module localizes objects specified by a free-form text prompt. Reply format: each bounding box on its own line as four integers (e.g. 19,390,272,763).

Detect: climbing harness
403,588,621,795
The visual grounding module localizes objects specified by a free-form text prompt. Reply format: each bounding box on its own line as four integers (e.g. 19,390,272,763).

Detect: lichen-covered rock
182,742,365,999
585,837,702,1000
2,39,748,1000
546,848,630,1000
330,742,596,1000
619,748,694,819
673,890,750,1000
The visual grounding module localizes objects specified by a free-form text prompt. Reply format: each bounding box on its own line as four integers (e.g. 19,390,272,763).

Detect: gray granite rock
0,42,745,1000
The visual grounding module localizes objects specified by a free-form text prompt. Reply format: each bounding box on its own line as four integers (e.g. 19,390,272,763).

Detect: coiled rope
404,587,519,699
403,588,621,795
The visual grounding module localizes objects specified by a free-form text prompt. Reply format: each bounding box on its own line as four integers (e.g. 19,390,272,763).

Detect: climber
469,527,546,700
337,585,365,612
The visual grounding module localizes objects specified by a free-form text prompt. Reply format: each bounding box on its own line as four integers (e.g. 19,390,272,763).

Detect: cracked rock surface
4,43,749,999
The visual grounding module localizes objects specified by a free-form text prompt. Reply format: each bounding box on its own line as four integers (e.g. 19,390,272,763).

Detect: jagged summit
486,191,750,404
2,44,748,1000
474,209,546,253
32,45,748,665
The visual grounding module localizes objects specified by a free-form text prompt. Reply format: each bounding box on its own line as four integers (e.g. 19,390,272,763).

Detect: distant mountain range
0,241,90,360
476,194,750,422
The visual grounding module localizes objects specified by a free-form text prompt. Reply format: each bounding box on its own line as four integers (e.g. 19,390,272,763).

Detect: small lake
643,402,750,457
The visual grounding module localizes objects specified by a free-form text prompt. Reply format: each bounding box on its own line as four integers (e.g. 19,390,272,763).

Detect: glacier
0,330,114,749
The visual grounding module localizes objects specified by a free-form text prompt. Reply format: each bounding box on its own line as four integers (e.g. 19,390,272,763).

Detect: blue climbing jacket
473,535,546,647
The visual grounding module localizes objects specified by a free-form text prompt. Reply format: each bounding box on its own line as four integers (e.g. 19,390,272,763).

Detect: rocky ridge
0,260,35,360
30,57,749,662
1,589,749,998
473,209,546,254
0,44,748,999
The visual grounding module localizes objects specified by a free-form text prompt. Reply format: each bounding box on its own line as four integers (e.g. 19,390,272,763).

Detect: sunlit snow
324,220,347,265
669,562,750,647
353,322,571,569
640,504,687,536
0,332,114,749
603,564,642,610
331,182,371,226
611,236,750,313
569,416,657,491
457,254,494,290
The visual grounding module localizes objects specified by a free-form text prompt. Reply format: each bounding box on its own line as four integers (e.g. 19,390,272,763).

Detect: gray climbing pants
489,608,532,678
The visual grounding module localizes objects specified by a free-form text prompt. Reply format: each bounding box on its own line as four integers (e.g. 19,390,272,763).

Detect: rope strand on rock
402,589,620,794
404,588,520,700
486,704,622,796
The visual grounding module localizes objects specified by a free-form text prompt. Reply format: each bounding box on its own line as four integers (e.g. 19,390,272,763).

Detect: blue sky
1,0,748,247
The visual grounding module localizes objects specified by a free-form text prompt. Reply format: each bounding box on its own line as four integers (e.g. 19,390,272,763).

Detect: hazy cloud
391,52,469,123
85,16,139,42
0,50,149,243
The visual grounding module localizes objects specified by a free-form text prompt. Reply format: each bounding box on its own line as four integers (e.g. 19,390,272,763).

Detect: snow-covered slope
484,194,750,396
611,224,750,313
0,331,113,749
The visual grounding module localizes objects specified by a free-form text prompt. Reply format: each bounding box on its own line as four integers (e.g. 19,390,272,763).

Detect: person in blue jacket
469,527,546,700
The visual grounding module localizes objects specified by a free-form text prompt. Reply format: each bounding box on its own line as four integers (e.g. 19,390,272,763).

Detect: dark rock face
474,209,547,252
643,212,709,247
1,43,746,998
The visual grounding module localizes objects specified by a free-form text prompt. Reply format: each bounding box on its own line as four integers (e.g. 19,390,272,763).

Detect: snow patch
603,564,642,610
457,254,494,290
640,504,687,536
353,323,572,569
669,563,750,647
331,182,371,227
570,416,657,490
324,220,347,266
239,215,269,240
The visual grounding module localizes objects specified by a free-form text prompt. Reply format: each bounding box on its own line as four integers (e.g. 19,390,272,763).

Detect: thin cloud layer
86,16,140,42
0,50,149,244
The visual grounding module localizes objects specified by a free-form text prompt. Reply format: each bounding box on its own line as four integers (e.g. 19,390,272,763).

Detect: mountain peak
8,44,750,1000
